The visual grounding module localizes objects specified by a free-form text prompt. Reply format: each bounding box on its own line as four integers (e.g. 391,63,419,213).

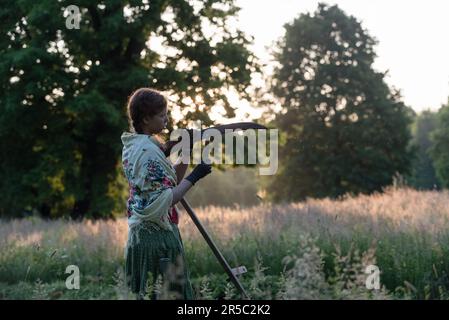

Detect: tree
408,110,440,190
0,0,258,218
268,3,414,202
430,101,449,188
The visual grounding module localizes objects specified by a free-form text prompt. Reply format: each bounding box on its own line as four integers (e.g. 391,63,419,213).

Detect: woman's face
143,106,168,134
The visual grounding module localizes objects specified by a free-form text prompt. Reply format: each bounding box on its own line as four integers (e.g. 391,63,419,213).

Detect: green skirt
125,221,195,299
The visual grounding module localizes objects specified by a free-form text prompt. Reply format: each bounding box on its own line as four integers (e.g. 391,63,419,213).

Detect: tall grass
1,187,449,299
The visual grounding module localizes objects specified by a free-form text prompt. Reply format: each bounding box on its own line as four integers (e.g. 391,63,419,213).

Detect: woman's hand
184,163,212,185
163,129,197,157
162,136,182,157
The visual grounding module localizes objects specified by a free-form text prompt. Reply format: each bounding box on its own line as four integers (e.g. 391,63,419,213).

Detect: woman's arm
168,148,190,205
171,179,193,206
170,163,212,206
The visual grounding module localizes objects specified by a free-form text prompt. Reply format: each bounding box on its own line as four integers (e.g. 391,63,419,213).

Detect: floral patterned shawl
121,132,178,232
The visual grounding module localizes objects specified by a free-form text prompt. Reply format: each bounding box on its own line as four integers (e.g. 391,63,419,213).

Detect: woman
121,88,211,299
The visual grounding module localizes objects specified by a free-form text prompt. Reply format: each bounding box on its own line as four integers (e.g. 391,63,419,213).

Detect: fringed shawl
121,132,178,236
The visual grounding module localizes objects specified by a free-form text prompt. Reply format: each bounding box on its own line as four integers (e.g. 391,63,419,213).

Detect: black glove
185,163,212,185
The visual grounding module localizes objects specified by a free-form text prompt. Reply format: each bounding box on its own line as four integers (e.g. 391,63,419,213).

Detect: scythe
171,122,267,300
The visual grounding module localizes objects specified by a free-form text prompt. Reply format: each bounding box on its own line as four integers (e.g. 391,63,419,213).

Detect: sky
234,0,449,114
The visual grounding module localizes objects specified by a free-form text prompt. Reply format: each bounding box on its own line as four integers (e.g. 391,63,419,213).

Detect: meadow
1,187,448,300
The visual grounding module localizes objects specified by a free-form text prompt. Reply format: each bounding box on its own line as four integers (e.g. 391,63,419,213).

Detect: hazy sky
235,0,449,113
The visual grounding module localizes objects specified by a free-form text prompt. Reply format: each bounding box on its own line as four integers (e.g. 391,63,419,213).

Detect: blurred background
1,0,448,219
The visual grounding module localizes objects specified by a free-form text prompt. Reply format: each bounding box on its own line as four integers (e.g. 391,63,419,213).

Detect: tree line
1,1,448,218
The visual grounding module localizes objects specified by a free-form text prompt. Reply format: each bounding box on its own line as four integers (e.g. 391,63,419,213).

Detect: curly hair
126,88,167,134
